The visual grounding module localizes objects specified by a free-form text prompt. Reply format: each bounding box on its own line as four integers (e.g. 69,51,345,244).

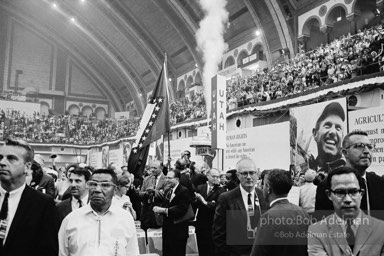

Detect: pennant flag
128,55,171,178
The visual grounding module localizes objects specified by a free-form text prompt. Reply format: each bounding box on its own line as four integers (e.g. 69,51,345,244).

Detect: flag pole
164,53,172,170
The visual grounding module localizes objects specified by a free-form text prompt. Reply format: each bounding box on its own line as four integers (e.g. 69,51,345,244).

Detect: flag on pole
128,55,171,178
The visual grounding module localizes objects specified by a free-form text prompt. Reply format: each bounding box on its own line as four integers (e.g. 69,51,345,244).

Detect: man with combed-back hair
0,138,60,256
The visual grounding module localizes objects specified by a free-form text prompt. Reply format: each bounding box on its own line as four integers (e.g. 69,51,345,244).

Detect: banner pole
167,131,171,170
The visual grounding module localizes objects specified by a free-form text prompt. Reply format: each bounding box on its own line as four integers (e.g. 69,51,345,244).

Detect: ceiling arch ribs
242,0,272,65
247,0,286,62
98,0,177,78
57,0,147,113
151,0,203,76
0,0,124,112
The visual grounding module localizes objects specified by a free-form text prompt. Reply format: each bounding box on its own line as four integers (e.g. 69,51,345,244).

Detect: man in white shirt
0,138,59,256
58,168,139,256
56,164,91,223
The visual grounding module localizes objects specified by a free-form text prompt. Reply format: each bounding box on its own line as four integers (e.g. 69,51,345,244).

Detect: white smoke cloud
196,0,229,116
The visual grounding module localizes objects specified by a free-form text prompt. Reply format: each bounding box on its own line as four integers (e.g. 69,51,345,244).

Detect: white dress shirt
239,185,255,209
70,193,89,211
0,184,26,243
58,204,139,256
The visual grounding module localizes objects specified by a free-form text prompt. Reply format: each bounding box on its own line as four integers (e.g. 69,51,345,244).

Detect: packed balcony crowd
0,109,140,144
170,92,207,124
226,24,384,108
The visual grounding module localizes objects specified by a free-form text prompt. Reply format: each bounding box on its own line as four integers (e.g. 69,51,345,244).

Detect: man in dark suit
315,130,384,220
153,169,191,256
139,160,167,230
213,158,268,256
56,164,90,223
251,169,309,256
0,138,59,256
195,168,225,256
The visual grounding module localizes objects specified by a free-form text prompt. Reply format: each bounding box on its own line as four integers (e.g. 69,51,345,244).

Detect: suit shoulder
25,186,53,202
218,187,238,200
56,198,71,208
196,183,206,191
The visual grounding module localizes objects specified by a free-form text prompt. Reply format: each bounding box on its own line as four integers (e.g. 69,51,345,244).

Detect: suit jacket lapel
353,213,372,254
328,215,351,255
233,187,247,222
201,184,208,198
5,186,32,246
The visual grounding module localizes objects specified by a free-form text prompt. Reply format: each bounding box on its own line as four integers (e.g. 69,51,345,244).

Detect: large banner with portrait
349,106,384,175
224,122,290,172
290,98,347,175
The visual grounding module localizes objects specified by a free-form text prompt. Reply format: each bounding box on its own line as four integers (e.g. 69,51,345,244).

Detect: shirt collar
269,197,288,207
172,183,179,192
84,202,118,216
0,183,26,196
239,184,255,197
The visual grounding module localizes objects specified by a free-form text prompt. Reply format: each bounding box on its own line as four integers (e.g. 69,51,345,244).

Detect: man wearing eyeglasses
0,138,60,256
308,166,384,256
195,168,226,256
315,130,384,220
58,168,139,256
213,158,267,256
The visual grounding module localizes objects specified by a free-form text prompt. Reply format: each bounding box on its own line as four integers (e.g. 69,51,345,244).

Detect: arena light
70,17,76,23
51,2,58,9
255,30,261,36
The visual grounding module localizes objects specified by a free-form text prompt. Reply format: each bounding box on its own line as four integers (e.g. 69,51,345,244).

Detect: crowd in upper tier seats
170,24,384,117
0,109,140,144
227,24,384,108
170,92,207,124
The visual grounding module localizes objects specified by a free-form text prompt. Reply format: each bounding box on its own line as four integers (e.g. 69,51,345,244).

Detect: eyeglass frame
344,142,375,151
328,188,365,199
87,181,116,189
238,171,258,177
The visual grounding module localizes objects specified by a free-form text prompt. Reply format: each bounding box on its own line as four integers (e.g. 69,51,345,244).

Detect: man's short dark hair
91,168,118,184
266,169,293,195
5,138,34,163
175,159,186,171
67,164,92,181
326,166,364,190
342,130,368,149
314,102,345,131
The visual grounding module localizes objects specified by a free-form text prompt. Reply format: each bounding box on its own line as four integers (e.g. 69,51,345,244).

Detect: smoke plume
196,0,229,115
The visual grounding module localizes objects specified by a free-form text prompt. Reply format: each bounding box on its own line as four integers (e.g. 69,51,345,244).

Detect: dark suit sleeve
314,180,334,220
38,197,60,256
212,193,229,256
45,177,56,198
167,187,191,219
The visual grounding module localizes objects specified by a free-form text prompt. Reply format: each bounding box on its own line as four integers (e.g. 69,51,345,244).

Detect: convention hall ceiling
0,0,298,113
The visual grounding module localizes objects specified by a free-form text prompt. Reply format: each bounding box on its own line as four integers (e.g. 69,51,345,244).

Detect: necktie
78,199,83,208
0,192,9,220
362,178,370,215
248,193,257,228
0,192,10,246
346,220,355,251
153,175,158,189
166,188,173,201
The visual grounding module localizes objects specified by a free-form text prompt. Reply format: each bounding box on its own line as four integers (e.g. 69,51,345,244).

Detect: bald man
212,158,268,256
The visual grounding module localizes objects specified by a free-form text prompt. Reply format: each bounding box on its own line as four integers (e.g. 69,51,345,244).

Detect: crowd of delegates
1,135,384,255
226,24,384,108
0,109,140,144
170,92,207,124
